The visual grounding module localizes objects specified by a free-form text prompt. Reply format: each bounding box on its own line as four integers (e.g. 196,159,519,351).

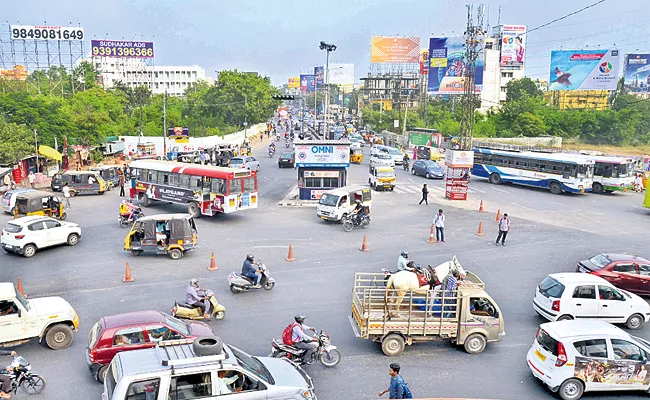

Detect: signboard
11,25,84,41
371,99,393,111
500,25,526,66
445,150,474,168
314,66,324,87
287,77,300,89
328,63,355,85
624,53,650,93
300,74,315,93
419,49,430,75
549,49,620,91
427,37,484,95
295,144,350,167
91,40,154,58
304,170,339,178
370,36,420,63
168,127,189,143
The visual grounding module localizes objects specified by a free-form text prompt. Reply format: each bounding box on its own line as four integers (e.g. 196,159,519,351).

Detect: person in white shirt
88,175,96,185
28,171,36,188
62,182,72,208
214,371,241,395
433,209,445,243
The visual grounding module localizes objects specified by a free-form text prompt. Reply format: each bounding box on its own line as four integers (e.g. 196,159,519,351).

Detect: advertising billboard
287,77,300,89
500,25,526,66
370,36,420,63
168,127,189,143
91,40,154,58
314,66,324,87
624,53,650,93
328,63,354,85
295,144,350,167
419,49,430,75
300,74,315,93
11,25,84,41
549,49,620,91
427,37,484,95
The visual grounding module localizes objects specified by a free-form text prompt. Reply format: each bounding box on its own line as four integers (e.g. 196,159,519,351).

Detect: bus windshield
577,164,592,178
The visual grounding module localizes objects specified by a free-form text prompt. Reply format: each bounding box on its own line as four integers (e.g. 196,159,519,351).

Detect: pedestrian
62,182,72,208
496,213,510,246
443,270,460,318
119,170,126,197
419,184,429,205
28,171,36,189
260,131,264,142
433,209,445,242
378,363,412,399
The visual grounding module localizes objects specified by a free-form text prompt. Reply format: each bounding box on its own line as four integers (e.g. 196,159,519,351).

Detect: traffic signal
273,95,295,100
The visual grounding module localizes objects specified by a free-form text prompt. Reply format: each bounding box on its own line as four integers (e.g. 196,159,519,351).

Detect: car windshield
229,159,244,165
15,289,29,311
536,329,559,356
88,321,103,349
164,315,190,336
378,171,395,178
319,193,339,207
588,254,611,269
229,345,274,384
281,153,293,158
538,277,565,298
2,192,11,200
377,154,390,159
632,336,650,350
424,161,439,169
388,149,402,155
3,223,21,233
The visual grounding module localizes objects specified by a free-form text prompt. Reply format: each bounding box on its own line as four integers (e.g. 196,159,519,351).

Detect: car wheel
97,365,108,383
549,181,563,195
489,173,502,184
256,164,261,171
411,168,416,176
626,313,644,330
592,182,604,194
557,315,573,321
381,334,405,356
45,324,74,349
425,172,431,179
463,333,487,354
558,378,584,400
67,233,79,246
23,244,37,258
168,248,183,260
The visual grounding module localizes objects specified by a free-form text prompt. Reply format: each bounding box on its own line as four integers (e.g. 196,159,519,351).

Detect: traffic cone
427,225,436,243
359,235,370,252
208,252,219,271
495,209,501,222
285,244,296,262
476,221,485,236
123,263,134,283
478,200,485,213
16,278,25,297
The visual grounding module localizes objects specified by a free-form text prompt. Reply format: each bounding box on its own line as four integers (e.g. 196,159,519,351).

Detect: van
316,186,371,222
368,166,395,191
51,171,107,195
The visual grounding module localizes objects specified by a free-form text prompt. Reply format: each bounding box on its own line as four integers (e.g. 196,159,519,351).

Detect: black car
278,152,295,168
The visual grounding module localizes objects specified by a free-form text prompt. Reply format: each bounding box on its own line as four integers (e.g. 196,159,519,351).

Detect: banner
624,53,650,93
314,66,324,87
300,74,315,93
168,127,189,143
420,49,430,75
295,144,350,167
328,63,354,85
427,37,484,95
549,49,620,91
287,77,300,89
370,36,420,63
500,25,526,66
91,40,154,58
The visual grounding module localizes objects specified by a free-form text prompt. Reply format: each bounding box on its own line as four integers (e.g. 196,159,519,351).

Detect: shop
295,140,350,200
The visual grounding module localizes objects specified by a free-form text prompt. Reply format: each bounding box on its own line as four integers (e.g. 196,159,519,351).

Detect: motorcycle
5,355,46,396
342,213,370,232
403,159,410,171
285,140,291,148
228,259,276,294
270,330,341,368
276,134,280,141
171,289,226,320
269,147,276,157
118,201,144,228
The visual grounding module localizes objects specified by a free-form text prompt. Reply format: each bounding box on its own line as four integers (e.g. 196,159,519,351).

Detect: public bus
472,148,594,194
576,155,635,194
128,160,258,217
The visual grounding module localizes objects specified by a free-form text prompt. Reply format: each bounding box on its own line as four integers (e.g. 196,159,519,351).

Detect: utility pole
163,90,167,156
459,3,485,150
243,95,248,139
319,41,337,139
34,129,39,172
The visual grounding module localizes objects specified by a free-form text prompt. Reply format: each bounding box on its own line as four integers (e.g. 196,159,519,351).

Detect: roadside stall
295,140,350,201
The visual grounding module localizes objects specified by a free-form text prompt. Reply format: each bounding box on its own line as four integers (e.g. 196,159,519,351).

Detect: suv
527,319,650,400
1,216,81,258
533,273,650,330
103,337,316,400
87,310,214,383
229,156,260,171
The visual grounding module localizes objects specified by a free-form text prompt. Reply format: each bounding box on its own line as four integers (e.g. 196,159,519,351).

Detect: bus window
578,165,592,178
168,174,179,187
189,176,202,190
211,178,226,193
179,175,190,187
230,179,244,194
603,165,613,178
243,178,256,193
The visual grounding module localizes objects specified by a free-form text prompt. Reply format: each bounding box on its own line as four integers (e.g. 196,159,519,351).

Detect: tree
0,116,33,164
505,77,543,103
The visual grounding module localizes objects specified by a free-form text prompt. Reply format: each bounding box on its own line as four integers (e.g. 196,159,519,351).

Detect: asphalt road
1,142,650,400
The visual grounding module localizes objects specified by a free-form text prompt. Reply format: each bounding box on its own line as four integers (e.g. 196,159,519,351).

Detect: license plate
321,216,327,220
535,349,546,362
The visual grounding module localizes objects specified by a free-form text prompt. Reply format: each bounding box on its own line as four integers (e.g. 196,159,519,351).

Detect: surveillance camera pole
320,41,337,139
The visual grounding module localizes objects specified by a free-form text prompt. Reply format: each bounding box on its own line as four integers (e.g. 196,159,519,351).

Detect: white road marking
470,187,486,193
407,177,415,183
491,187,509,194
510,202,536,212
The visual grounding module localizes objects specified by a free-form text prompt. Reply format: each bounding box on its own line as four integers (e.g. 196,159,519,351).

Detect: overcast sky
4,0,650,85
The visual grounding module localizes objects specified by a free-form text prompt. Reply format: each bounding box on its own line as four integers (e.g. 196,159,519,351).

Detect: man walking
28,171,36,189
433,209,445,242
62,182,72,208
496,213,510,246
419,184,429,205
378,363,409,399
118,170,126,197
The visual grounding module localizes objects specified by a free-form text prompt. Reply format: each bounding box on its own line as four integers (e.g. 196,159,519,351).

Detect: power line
530,6,650,32
527,20,649,49
527,0,608,34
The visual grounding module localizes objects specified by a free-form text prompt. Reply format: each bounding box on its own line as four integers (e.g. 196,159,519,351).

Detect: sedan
2,216,81,258
369,153,395,167
278,152,295,168
577,253,650,295
412,160,445,179
229,156,260,171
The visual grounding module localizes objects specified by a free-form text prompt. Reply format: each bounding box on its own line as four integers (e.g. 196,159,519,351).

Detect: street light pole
319,41,337,139
34,129,39,173
244,95,248,139
163,90,167,157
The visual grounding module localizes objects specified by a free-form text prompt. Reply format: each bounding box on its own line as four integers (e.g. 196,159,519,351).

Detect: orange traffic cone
478,200,485,213
359,235,370,252
495,209,501,222
208,252,219,271
16,278,25,297
123,263,134,283
285,244,296,262
476,221,485,236
427,225,436,243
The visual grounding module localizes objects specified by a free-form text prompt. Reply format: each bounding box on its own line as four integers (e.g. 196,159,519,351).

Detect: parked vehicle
411,160,445,179
278,152,295,168
270,330,341,368
123,214,197,260
4,355,46,395
227,259,275,293
171,289,226,321
51,171,107,195
13,191,66,220
576,253,650,295
368,165,395,191
2,216,81,258
90,165,122,190
316,186,372,222
1,189,35,214
229,156,260,171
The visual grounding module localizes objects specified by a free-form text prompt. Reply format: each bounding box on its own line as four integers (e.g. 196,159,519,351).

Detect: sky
3,0,650,86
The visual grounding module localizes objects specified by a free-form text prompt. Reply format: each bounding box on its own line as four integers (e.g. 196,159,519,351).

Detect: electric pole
459,4,485,150
163,90,167,156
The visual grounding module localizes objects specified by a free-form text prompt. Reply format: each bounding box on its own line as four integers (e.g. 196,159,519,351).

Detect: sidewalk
277,185,319,207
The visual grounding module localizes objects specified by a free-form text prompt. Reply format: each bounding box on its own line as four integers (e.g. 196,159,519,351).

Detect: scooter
118,202,144,228
6,355,46,395
285,140,291,148
270,330,341,368
228,259,275,294
269,147,276,157
171,289,226,320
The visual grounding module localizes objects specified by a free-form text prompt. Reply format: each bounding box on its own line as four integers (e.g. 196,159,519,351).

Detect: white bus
472,148,594,194
581,155,635,194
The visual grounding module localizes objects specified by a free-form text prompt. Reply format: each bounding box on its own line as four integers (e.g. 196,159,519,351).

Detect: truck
0,282,79,349
349,271,505,356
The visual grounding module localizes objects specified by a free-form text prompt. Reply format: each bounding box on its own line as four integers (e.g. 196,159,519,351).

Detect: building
294,140,350,200
479,31,525,111
544,90,610,110
360,73,421,109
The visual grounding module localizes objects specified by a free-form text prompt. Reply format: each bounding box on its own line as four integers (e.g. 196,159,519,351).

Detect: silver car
229,156,260,171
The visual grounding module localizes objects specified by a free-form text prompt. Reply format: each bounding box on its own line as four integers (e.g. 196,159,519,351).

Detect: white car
384,147,405,165
369,152,395,167
527,319,650,400
349,139,362,150
1,189,36,214
533,273,650,330
1,216,81,258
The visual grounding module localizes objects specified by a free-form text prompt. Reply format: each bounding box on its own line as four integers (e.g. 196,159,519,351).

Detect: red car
576,253,650,295
86,310,213,382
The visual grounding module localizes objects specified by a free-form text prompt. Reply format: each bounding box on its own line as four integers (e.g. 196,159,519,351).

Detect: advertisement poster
91,40,154,58
370,36,421,63
420,49,430,75
575,356,649,386
300,74,315,93
427,37,484,94
549,49,620,91
624,53,650,93
314,66,324,87
500,25,526,66
137,182,198,204
295,144,350,167
168,127,189,143
287,77,300,89
328,63,355,85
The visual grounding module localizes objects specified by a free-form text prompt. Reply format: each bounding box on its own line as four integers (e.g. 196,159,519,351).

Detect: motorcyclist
351,199,365,225
290,314,318,364
0,350,17,399
397,251,409,271
403,154,410,170
241,254,263,288
185,279,210,319
268,142,276,154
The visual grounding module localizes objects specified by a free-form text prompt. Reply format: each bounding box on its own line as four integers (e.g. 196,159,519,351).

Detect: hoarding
500,25,526,66
624,53,650,93
314,66,324,87
445,150,474,168
11,25,84,41
287,77,300,89
168,127,189,143
328,63,354,85
91,40,154,58
427,37,484,95
419,49,430,75
370,36,420,63
300,74,315,93
295,144,350,167
549,49,620,91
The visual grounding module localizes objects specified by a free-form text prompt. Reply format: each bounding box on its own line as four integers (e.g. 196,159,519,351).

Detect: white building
479,29,525,112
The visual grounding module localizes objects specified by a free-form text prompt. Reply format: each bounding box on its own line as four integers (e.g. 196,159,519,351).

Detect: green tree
505,77,543,103
0,116,33,164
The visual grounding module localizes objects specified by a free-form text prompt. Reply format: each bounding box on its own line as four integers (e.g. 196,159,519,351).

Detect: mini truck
349,271,505,356
0,282,79,350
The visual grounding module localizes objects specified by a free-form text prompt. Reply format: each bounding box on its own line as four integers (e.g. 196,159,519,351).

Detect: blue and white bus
472,148,594,194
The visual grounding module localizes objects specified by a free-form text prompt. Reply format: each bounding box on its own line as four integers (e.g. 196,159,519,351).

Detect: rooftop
101,310,168,328
542,320,625,339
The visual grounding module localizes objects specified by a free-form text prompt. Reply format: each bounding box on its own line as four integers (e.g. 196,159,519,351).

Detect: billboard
549,49,620,91
314,66,324,87
328,63,354,85
287,77,300,89
295,144,350,167
300,74,315,93
624,53,650,93
168,127,189,143
91,40,154,58
370,36,420,63
419,49,430,75
500,25,526,66
11,25,84,41
427,37,484,95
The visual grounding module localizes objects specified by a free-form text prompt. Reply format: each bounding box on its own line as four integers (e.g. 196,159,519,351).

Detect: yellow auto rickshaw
350,148,363,164
13,191,66,220
123,213,197,260
239,146,252,156
415,145,443,162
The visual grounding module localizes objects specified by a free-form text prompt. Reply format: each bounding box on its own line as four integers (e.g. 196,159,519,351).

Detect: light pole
319,41,336,139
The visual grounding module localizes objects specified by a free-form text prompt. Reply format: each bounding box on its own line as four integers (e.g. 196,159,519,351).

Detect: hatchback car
278,152,295,168
527,319,650,400
229,156,260,171
1,216,81,258
533,273,650,330
576,253,650,295
1,189,36,214
87,310,213,382
412,160,445,179
369,152,395,167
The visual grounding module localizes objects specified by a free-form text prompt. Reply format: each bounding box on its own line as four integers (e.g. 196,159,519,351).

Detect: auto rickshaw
13,191,66,220
90,165,121,190
350,148,363,164
123,213,197,260
415,145,443,162
239,145,252,156
51,171,107,195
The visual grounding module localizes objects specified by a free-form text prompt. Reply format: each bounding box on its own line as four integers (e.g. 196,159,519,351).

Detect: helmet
355,199,361,204
294,314,306,324
401,250,408,258
189,278,199,286
246,254,255,262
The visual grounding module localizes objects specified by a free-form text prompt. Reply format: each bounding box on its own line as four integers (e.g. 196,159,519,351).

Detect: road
1,142,649,400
